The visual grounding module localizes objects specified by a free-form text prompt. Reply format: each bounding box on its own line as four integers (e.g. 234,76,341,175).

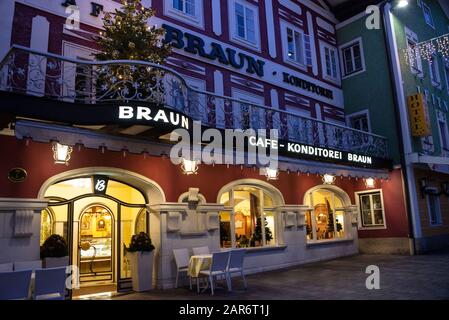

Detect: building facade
0,0,403,293
337,0,449,253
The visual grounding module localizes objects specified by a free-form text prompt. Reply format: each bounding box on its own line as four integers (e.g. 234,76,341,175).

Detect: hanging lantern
322,174,336,185
181,158,199,175
52,142,73,165
265,168,279,181
365,177,376,189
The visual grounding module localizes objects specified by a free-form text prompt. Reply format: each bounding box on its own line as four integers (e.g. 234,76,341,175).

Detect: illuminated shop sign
92,175,108,195
282,72,334,99
162,24,265,77
248,136,378,166
118,105,191,130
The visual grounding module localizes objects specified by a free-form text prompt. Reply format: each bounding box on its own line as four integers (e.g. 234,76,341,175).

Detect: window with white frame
426,190,442,225
165,0,204,28
444,63,449,94
322,44,339,81
281,21,306,67
356,191,386,228
405,28,423,75
347,110,371,133
422,135,435,153
437,111,449,152
422,2,435,28
287,27,304,64
173,0,195,16
219,185,278,248
229,0,259,49
429,54,441,86
304,188,348,241
340,38,365,77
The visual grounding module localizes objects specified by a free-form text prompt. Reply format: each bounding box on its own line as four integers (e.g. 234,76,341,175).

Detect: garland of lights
403,33,449,67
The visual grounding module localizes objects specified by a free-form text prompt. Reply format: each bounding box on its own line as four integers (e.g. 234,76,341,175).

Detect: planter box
43,256,69,268
128,251,154,292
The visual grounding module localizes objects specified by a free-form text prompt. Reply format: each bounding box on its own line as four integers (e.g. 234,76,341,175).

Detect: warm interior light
181,158,199,175
52,142,73,165
397,0,408,8
67,178,91,189
322,174,336,185
265,168,279,181
365,177,375,188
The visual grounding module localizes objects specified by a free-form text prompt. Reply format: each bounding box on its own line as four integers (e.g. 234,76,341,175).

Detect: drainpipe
380,0,422,255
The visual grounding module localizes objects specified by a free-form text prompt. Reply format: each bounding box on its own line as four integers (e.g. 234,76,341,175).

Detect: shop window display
219,186,277,248
305,189,347,242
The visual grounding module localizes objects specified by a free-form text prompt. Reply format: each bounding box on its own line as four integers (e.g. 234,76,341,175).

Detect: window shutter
304,34,313,66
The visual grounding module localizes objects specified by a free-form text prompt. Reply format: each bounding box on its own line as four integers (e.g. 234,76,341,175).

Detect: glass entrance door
78,205,114,284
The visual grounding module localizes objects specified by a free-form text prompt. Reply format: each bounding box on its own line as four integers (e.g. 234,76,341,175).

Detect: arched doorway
303,185,352,242
38,168,165,295
217,179,284,249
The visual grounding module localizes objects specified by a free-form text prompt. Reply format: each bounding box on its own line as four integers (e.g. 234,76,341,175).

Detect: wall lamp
52,142,73,165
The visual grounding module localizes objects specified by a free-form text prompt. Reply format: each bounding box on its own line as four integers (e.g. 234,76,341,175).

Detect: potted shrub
40,234,69,268
126,232,155,292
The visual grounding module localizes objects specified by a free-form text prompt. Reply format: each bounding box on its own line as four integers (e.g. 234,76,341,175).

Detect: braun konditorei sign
282,72,334,99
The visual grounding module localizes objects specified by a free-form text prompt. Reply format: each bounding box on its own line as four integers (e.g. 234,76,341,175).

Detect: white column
306,11,318,76
265,0,277,58
27,15,50,96
214,70,225,128
0,0,15,58
212,0,222,36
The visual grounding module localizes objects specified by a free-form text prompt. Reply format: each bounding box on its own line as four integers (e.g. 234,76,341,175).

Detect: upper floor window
165,0,204,28
444,63,449,94
287,28,304,65
348,112,370,133
340,38,365,78
405,27,423,75
437,111,449,153
422,2,435,28
320,42,339,81
173,0,195,16
281,21,306,68
229,0,260,49
429,54,441,87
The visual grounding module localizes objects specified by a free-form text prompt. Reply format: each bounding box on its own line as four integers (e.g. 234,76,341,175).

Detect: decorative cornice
0,198,48,211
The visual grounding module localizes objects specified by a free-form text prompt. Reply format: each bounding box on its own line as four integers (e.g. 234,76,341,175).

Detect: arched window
219,183,281,248
304,187,349,242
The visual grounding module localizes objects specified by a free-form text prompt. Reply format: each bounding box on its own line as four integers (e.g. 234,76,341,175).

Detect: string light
403,33,449,65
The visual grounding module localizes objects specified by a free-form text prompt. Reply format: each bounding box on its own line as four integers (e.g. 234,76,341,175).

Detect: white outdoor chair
14,260,42,271
0,263,13,272
33,267,67,300
0,270,32,300
227,249,247,291
199,251,230,295
192,246,210,255
173,248,192,289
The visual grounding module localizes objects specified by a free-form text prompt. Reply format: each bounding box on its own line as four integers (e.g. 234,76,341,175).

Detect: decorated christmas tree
95,0,170,63
251,217,273,246
94,0,171,101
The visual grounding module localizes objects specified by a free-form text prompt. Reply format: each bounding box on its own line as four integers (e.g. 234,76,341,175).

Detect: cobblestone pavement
100,252,449,300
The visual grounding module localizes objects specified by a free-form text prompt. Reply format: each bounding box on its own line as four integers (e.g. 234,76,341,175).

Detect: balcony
0,45,389,161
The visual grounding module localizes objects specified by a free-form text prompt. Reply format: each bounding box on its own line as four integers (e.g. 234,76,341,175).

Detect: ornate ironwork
0,45,389,159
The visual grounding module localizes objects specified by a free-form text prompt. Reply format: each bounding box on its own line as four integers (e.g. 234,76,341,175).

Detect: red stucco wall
1,135,409,238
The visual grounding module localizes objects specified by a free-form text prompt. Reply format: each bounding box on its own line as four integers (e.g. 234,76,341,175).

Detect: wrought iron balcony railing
0,45,389,159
